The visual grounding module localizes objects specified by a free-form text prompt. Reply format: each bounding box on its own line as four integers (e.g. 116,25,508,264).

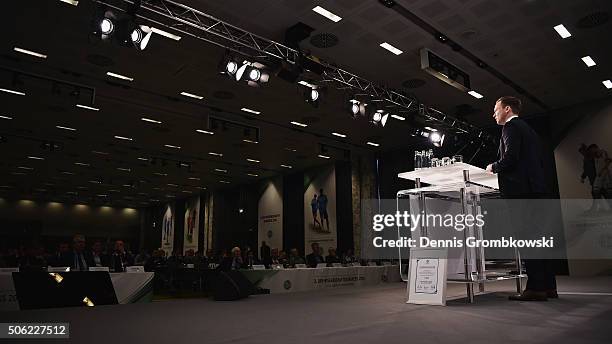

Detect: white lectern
397,162,524,303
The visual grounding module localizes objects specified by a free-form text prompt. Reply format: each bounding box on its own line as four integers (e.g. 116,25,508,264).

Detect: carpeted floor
1,276,611,344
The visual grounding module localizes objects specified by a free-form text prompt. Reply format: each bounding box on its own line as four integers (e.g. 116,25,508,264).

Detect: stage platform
1,276,611,344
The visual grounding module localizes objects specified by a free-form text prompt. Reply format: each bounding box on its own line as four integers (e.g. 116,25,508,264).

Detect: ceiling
0,0,610,208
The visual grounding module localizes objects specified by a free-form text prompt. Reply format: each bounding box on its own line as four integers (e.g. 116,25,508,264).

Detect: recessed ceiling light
188,177,200,180
106,72,134,81
214,168,228,173
154,172,168,176
312,6,342,22
280,164,293,169
76,104,99,111
284,147,297,152
164,144,181,149
89,180,102,184
117,167,131,172
298,80,315,88
17,166,34,170
291,121,308,127
247,173,259,177
27,156,44,160
332,132,347,138
196,186,207,190
468,90,484,99
96,194,108,197
219,180,230,184
182,190,193,194
167,183,178,187
137,157,149,161
208,152,223,157
318,154,331,159
56,125,76,131
581,56,596,67
180,91,204,100
92,150,109,155
242,139,259,144
59,0,79,5
604,80,612,89
553,24,571,39
197,129,214,135
246,158,261,163
241,108,261,115
380,42,403,55
114,135,133,141
366,142,380,147
0,115,13,120
150,27,181,41
391,114,406,121
141,117,162,124
62,171,75,175
13,47,47,59
74,162,90,166
0,88,25,96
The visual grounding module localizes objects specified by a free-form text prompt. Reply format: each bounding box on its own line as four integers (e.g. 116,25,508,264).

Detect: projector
420,48,470,92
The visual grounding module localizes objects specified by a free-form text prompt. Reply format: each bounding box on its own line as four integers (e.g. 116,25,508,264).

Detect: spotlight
101,18,114,35
350,101,360,117
310,89,319,101
226,61,238,75
248,68,261,82
430,131,445,147
305,87,321,106
371,110,389,127
131,25,153,51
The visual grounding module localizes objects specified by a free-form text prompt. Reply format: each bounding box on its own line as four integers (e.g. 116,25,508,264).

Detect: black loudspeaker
13,272,118,310
212,271,256,301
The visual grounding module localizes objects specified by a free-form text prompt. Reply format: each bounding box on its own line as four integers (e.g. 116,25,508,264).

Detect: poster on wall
304,165,337,257
161,204,175,256
258,178,283,254
184,196,200,254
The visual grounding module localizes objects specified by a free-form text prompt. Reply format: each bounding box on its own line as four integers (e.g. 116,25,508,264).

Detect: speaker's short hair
496,96,522,114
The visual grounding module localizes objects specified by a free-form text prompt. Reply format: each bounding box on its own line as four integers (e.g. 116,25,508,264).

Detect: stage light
310,89,319,101
350,102,360,116
226,61,238,75
235,63,248,81
101,18,114,35
248,68,261,81
371,110,389,127
430,131,445,147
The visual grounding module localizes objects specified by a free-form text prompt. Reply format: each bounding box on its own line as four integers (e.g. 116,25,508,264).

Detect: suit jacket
218,256,246,271
306,253,325,267
62,251,95,271
492,117,546,197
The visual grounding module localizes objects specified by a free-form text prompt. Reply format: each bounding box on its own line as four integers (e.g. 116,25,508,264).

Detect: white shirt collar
505,115,518,124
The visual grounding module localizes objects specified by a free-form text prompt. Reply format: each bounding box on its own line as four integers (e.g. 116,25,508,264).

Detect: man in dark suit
218,247,246,271
486,96,557,301
62,234,95,271
306,243,325,268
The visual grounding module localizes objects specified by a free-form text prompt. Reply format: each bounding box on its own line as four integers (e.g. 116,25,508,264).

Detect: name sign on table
406,248,448,306
126,266,145,273
316,263,328,268
88,267,109,272
252,265,266,270
47,267,70,272
295,264,307,269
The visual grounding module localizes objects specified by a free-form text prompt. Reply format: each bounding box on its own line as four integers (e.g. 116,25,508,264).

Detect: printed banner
183,196,200,254
161,204,175,256
258,178,283,253
304,165,337,256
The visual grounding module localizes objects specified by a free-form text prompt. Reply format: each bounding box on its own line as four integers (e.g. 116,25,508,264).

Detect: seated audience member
63,234,94,271
288,248,306,267
306,243,325,268
342,249,358,265
219,247,245,271
145,249,166,271
18,245,47,271
134,249,151,266
325,248,342,265
111,240,134,272
278,250,289,267
49,242,70,267
270,248,280,265
91,240,110,268
245,249,259,268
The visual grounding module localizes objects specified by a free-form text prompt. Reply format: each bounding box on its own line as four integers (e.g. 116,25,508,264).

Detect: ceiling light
332,132,347,138
74,162,90,166
182,190,193,194
208,152,223,157
430,131,445,147
76,104,99,111
0,115,13,120
180,92,204,100
553,24,571,39
154,172,168,176
581,56,596,67
219,180,230,184
59,0,79,6
188,177,200,180
248,68,261,81
117,167,131,172
214,168,227,173
603,80,612,89
242,139,259,144
13,47,47,59
62,171,75,175
291,121,308,127
318,154,331,159
0,88,25,96
17,166,34,170
226,61,238,75
28,156,44,160
89,180,102,184
312,6,342,22
468,90,484,99
197,129,214,135
284,147,297,152
247,173,259,177
150,27,181,41
56,125,76,131
114,135,133,141
106,72,134,81
164,144,181,149
92,150,109,155
11,172,26,175
247,158,261,163
298,80,315,88
391,114,406,121
241,108,261,115
310,89,320,102
379,42,403,55
100,18,114,35
280,164,293,169
167,183,178,187
366,142,380,147
137,157,148,161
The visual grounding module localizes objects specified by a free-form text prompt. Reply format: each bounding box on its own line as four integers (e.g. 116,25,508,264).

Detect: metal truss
93,0,495,144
